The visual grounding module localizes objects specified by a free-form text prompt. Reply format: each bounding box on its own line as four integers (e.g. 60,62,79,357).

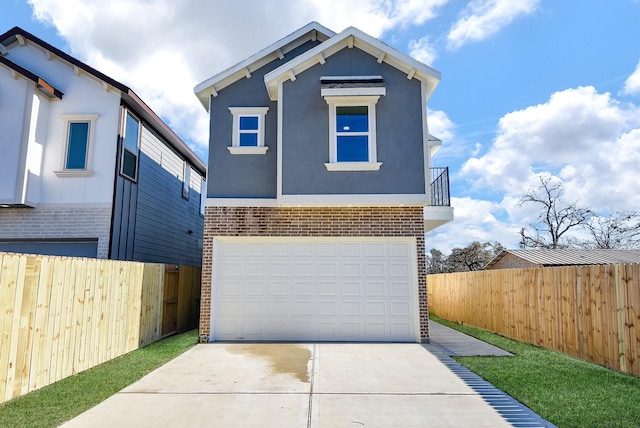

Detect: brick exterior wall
489,253,540,269
200,206,429,342
0,205,112,258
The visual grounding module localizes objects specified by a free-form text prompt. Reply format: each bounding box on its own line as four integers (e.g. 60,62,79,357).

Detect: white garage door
211,237,419,342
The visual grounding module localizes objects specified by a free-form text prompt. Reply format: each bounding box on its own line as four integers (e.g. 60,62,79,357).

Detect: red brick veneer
200,206,429,341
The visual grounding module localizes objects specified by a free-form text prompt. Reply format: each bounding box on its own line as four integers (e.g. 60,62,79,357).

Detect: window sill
227,146,269,155
324,162,382,171
54,170,95,177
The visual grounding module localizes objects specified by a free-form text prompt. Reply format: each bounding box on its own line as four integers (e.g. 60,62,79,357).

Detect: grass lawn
431,315,640,428
0,329,198,428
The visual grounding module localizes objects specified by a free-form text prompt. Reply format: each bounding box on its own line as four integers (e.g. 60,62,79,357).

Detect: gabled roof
0,26,206,175
194,22,335,109
263,26,441,101
486,249,640,269
0,54,63,99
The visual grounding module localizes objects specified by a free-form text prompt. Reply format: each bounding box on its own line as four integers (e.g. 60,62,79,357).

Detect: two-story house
194,22,453,342
0,27,206,266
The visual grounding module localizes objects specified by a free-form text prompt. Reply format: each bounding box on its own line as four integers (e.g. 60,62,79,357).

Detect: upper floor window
121,111,140,181
182,161,190,200
55,114,99,177
321,76,385,171
323,95,382,171
228,107,269,154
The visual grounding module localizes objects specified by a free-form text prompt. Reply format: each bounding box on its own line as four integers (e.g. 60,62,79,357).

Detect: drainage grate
424,344,558,428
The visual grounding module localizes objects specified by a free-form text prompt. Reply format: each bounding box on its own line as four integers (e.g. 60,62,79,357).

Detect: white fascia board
205,198,278,207
276,194,429,207
194,22,335,109
424,206,454,232
264,26,441,101
320,87,386,97
428,134,443,156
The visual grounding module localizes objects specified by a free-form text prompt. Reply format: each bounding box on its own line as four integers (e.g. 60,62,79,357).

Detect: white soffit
193,22,336,109
264,27,441,101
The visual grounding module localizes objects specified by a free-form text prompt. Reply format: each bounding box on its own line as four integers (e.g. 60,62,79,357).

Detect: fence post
615,264,627,372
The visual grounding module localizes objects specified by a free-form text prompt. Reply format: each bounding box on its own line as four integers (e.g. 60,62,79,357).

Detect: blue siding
133,151,203,266
110,173,137,260
207,40,321,199
281,48,426,195
110,127,204,267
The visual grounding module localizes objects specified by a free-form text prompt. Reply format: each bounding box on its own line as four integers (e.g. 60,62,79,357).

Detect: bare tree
518,175,591,249
584,210,640,249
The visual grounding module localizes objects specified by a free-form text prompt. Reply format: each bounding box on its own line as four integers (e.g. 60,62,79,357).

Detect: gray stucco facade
207,41,321,199
207,42,426,199
281,48,425,195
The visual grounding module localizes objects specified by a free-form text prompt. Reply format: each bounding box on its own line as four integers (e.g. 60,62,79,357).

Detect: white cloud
428,110,454,141
451,86,640,249
623,59,640,96
27,0,448,156
461,86,640,196
447,0,539,50
426,196,521,253
408,35,437,65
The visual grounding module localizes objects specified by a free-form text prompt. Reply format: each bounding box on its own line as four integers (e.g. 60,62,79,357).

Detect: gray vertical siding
281,48,426,195
110,173,138,260
110,123,204,266
133,127,204,266
207,40,322,199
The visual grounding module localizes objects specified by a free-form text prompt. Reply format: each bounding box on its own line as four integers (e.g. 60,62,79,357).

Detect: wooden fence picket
428,263,640,376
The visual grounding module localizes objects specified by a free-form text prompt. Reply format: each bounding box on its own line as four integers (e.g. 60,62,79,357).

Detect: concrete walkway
428,320,513,356
61,323,554,428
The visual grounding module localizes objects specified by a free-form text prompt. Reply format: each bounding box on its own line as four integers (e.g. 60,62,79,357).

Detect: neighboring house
0,27,206,266
486,249,640,270
194,22,453,343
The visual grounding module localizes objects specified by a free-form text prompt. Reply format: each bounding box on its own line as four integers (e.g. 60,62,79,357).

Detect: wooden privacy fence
427,264,640,377
0,253,201,404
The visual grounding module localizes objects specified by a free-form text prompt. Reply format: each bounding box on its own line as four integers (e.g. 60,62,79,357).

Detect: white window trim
54,114,99,177
323,95,381,171
228,107,269,155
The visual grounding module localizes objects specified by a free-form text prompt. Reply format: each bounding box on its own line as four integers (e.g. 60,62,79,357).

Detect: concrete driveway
61,343,538,427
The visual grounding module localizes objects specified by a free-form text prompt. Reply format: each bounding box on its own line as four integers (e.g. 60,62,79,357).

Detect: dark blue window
337,136,369,161
336,106,369,161
239,115,259,146
65,122,89,169
336,106,368,133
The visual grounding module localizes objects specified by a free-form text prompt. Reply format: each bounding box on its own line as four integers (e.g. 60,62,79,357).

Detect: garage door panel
317,263,338,277
365,301,386,316
340,282,361,296
317,282,338,296
212,238,418,342
292,282,313,296
365,282,386,297
365,263,386,278
364,243,385,257
390,302,411,316
389,263,410,278
341,301,362,316
389,282,410,297
268,263,290,276
340,263,361,277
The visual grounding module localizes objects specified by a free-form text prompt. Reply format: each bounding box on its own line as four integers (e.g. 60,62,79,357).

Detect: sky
2,0,639,253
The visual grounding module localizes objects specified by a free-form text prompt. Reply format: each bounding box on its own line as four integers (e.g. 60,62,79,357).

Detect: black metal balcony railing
430,167,450,206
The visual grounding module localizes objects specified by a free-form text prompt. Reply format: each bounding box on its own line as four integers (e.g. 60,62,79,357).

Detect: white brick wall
0,204,112,258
